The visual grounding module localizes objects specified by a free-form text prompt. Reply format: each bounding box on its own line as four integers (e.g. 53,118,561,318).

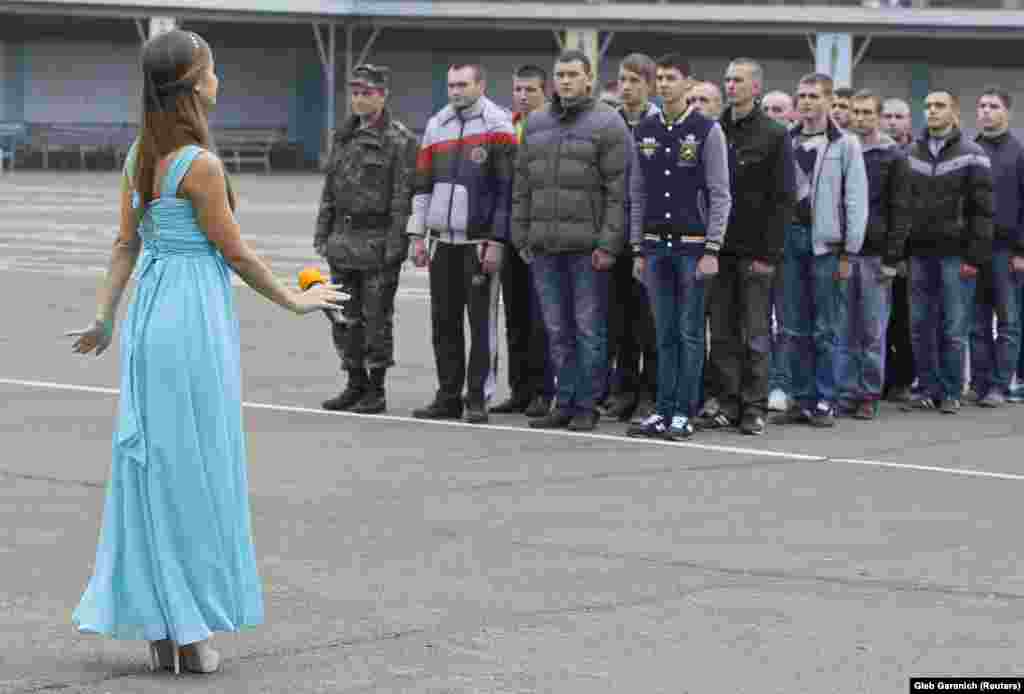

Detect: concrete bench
30,123,136,170
214,127,287,174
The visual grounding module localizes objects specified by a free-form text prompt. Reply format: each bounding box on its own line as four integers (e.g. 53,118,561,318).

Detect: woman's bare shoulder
189,150,225,177
183,150,226,193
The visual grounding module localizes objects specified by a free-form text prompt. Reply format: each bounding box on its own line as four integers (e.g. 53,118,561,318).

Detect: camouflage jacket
314,109,418,268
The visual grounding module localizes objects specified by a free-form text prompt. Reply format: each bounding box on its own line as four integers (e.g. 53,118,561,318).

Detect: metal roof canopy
5,0,1024,39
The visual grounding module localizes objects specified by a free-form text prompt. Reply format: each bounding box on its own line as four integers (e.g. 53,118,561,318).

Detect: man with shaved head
688,81,724,121
761,90,795,128
700,57,794,436
879,97,915,402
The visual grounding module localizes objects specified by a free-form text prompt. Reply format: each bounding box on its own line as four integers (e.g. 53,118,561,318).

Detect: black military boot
322,368,367,411
351,367,387,414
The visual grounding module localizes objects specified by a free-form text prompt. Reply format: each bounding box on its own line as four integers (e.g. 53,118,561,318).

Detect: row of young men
313,55,1017,441
594,71,922,422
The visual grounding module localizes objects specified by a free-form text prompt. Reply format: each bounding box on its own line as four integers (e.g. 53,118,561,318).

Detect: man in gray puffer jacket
511,49,631,432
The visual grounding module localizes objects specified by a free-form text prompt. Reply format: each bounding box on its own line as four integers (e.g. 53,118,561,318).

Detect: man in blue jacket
836,89,911,419
972,86,1024,407
774,73,868,428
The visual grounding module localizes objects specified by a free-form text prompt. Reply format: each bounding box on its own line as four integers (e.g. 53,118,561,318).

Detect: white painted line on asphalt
2,374,815,462
7,377,1024,482
2,378,119,396
830,458,1024,482
242,399,827,461
1,376,816,461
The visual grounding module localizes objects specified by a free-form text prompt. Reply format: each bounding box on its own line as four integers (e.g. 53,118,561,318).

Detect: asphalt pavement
1,171,1023,693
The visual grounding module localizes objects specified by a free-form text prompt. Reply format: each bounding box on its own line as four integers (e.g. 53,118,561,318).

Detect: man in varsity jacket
626,52,731,441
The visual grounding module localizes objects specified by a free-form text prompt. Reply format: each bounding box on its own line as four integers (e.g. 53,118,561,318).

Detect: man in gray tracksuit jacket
776,73,868,427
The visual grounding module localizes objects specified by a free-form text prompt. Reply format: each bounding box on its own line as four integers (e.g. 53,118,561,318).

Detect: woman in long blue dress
66,29,345,675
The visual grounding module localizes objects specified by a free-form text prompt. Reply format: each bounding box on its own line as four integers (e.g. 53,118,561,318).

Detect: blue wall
3,42,26,122
292,46,325,165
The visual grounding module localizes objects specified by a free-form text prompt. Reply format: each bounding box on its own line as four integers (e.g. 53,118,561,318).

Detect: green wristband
97,318,113,339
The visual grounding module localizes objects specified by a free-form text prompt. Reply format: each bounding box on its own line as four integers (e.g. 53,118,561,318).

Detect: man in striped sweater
406,63,517,424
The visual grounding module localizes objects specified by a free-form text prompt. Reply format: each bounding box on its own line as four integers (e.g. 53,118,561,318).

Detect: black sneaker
567,409,600,432
628,397,655,425
940,398,961,414
489,394,530,414
696,411,734,430
529,407,574,429
665,415,695,441
698,397,720,419
602,392,638,421
835,399,858,418
524,394,552,418
809,402,836,428
886,386,913,403
740,412,766,436
464,399,489,424
901,396,937,412
412,397,463,420
626,413,668,438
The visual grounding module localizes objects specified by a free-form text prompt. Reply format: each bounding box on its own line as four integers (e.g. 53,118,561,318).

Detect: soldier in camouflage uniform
314,64,417,413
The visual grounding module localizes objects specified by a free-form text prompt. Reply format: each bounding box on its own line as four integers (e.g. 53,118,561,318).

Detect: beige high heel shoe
148,639,180,674
179,639,221,674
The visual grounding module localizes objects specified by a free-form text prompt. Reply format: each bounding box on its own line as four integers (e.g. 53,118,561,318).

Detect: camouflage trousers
327,262,402,371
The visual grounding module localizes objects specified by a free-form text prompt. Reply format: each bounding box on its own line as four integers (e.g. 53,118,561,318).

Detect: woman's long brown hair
134,30,236,210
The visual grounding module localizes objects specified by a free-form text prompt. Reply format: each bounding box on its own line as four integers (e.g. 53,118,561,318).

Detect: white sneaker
768,389,789,412
1008,382,1024,404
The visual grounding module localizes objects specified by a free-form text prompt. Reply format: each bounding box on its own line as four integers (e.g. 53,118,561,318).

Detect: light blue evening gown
73,144,263,645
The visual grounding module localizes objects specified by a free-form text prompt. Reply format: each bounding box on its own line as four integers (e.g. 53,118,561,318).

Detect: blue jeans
836,256,892,403
782,224,847,409
770,224,802,397
644,244,706,419
768,273,790,394
909,256,975,401
971,249,1023,396
532,253,610,414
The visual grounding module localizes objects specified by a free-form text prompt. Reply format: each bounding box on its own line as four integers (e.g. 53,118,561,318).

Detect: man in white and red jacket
406,63,516,424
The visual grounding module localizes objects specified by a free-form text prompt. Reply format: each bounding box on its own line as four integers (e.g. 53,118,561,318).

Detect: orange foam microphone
298,266,347,326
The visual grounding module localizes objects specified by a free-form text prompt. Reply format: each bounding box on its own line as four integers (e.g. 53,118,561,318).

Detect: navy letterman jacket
628,108,731,255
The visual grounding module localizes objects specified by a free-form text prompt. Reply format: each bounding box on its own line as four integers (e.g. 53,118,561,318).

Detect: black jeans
705,255,774,419
607,253,657,401
429,243,500,403
885,274,915,392
499,246,553,399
